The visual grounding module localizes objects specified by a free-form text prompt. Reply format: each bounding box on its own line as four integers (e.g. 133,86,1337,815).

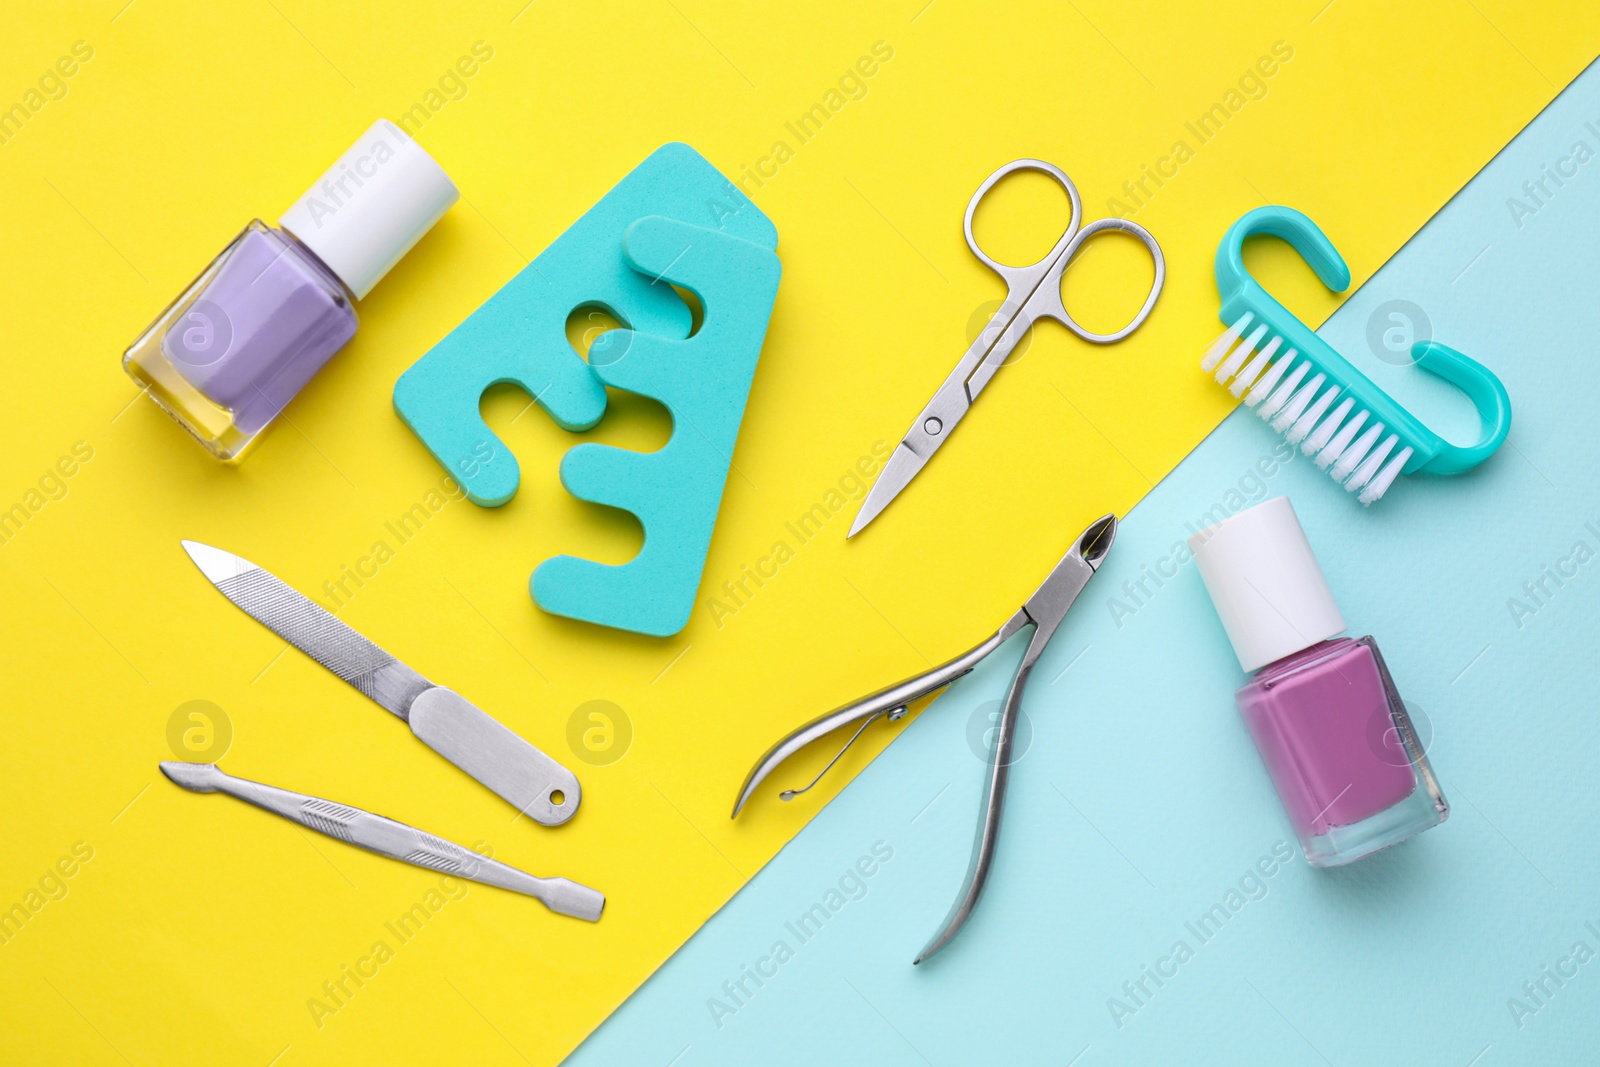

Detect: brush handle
1215,206,1511,475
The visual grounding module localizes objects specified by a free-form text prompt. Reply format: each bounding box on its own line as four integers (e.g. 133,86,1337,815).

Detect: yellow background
0,1,1592,1063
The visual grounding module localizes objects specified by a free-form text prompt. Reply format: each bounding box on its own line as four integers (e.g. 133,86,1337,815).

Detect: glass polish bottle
123,119,457,460
1190,496,1447,866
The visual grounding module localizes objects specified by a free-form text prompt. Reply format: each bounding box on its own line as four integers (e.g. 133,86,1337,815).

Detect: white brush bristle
1359,446,1412,504
1286,384,1340,445
1200,313,1255,373
1257,362,1310,420
1330,422,1385,482
1215,324,1268,384
1244,349,1292,407
1229,336,1282,397
1205,318,1410,503
1345,432,1398,492
1316,409,1368,470
1270,373,1326,433
1301,396,1351,454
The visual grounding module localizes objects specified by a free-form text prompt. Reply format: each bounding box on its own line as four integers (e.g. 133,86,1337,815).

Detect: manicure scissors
733,514,1116,963
849,160,1164,537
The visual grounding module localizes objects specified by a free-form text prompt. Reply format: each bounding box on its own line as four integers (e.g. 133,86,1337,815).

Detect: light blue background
570,63,1600,1066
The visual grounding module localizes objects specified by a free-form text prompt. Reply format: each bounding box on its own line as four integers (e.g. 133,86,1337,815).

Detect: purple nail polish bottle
124,119,458,459
1190,497,1447,866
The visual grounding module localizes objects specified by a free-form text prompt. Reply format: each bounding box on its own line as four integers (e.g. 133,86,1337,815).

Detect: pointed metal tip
731,783,756,820
180,540,253,585
159,761,225,793
913,930,955,966
1078,514,1117,569
847,492,890,538
913,927,953,964
849,441,928,538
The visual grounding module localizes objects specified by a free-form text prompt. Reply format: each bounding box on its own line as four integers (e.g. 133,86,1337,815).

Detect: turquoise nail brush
1201,206,1512,504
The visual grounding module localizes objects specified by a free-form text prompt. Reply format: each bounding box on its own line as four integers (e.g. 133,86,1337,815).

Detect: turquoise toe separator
392,143,780,637
1217,205,1511,476
393,142,778,507
533,216,782,636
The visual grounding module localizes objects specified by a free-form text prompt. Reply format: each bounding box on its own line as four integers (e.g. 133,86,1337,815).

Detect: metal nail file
181,541,580,826
160,762,603,920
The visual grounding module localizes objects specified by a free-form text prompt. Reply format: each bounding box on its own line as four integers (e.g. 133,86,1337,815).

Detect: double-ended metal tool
182,541,579,826
733,514,1116,963
160,762,603,920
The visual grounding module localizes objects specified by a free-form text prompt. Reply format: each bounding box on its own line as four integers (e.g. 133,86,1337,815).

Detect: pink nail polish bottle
1190,497,1447,866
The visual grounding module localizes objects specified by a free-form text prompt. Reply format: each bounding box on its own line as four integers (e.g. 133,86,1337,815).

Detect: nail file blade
180,540,580,826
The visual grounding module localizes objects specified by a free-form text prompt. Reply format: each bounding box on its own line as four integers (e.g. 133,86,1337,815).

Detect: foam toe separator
533,215,781,636
392,142,775,507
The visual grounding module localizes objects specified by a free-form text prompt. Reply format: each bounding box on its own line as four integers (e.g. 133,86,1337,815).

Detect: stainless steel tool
733,515,1116,963
181,541,579,826
160,761,603,920
849,159,1164,537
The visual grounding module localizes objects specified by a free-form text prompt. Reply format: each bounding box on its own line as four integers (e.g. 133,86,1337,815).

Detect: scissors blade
849,304,1039,538
849,438,932,538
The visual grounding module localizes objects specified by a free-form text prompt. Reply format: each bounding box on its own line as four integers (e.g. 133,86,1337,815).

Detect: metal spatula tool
160,761,603,920
181,541,580,826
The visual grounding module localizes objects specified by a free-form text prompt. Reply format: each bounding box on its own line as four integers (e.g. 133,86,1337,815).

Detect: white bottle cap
1188,496,1347,673
278,119,458,300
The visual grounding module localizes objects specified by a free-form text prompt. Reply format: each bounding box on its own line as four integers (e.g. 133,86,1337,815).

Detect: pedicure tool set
130,125,1510,958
